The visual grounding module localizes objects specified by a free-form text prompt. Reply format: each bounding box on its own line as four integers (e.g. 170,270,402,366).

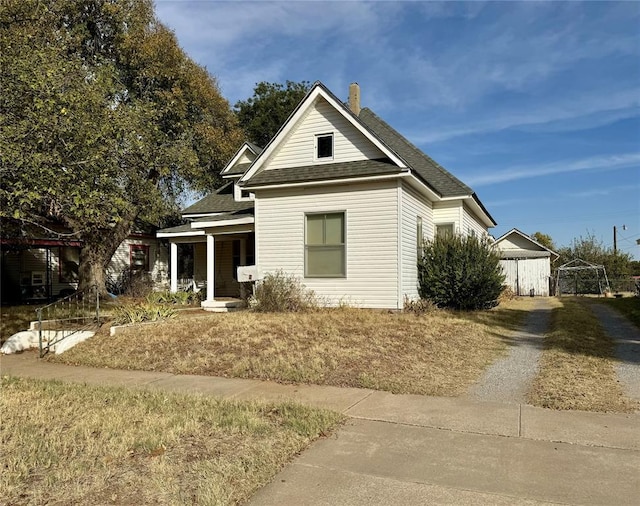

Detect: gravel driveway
589,303,640,401
466,298,553,403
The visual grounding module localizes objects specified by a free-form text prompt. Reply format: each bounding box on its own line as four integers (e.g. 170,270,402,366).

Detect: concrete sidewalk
3,352,640,504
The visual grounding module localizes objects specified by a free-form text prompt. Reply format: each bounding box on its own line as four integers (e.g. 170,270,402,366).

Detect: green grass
0,376,343,505
527,298,638,413
597,296,640,329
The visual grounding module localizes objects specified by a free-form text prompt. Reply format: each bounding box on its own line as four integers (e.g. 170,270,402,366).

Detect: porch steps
200,298,245,313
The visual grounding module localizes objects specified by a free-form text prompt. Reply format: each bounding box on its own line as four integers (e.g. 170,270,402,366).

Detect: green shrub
250,270,318,312
112,302,177,325
418,234,505,310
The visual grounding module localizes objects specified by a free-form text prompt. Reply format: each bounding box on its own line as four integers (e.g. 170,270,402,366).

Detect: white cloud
463,153,640,186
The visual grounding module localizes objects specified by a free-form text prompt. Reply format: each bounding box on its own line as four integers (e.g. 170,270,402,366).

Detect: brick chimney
348,82,361,116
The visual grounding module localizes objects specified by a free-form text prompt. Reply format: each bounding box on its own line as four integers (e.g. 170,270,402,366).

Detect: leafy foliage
556,232,632,291
0,0,243,292
531,231,556,251
146,290,201,306
112,302,177,325
249,270,318,312
234,81,311,147
418,234,505,310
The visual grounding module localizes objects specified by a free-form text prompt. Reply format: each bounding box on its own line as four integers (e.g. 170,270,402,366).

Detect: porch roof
157,208,254,239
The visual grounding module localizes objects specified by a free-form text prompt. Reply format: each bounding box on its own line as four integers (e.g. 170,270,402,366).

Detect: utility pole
613,224,627,254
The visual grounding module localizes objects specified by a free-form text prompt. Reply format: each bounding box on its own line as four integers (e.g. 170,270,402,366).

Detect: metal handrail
36,284,100,357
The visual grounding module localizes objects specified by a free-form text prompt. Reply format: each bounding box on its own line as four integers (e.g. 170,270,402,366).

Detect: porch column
170,242,178,293
206,234,215,301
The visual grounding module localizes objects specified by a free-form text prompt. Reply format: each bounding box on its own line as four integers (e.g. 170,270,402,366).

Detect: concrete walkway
2,352,640,505
467,297,552,403
590,303,640,401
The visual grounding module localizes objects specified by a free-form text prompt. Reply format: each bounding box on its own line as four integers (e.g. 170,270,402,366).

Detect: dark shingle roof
182,182,254,215
357,108,472,198
224,162,252,176
242,159,403,187
157,223,200,234
190,207,254,224
246,142,263,155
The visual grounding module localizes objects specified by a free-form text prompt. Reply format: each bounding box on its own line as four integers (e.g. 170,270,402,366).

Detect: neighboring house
158,82,496,310
495,228,559,297
1,225,168,303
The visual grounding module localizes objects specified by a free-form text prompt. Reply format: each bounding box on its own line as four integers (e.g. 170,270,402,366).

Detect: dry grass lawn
527,298,638,413
51,299,534,397
0,376,343,506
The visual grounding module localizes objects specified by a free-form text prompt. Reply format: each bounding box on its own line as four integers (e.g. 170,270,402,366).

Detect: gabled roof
495,228,559,261
358,108,472,198
181,182,254,216
235,81,495,226
221,142,263,178
239,82,406,185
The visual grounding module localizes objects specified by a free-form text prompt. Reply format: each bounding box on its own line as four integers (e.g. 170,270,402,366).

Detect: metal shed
495,229,559,296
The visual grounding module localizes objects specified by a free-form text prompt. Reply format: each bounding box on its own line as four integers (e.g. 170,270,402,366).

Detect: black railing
36,285,100,357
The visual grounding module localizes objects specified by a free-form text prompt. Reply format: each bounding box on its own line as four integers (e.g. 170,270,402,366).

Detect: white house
158,82,496,310
495,228,559,297
1,228,168,303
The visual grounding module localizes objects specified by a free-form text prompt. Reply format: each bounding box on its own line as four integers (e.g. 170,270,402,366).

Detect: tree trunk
77,214,138,296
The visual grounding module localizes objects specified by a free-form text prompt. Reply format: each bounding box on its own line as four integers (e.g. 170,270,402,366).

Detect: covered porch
158,214,254,311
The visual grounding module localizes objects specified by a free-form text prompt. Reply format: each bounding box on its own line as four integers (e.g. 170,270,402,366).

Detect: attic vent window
316,133,333,160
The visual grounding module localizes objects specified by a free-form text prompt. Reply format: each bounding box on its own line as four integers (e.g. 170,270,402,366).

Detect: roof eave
243,171,410,191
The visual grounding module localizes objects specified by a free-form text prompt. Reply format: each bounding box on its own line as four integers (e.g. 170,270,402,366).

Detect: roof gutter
191,216,255,229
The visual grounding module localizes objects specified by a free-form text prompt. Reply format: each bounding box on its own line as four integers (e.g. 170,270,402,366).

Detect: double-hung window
305,212,345,277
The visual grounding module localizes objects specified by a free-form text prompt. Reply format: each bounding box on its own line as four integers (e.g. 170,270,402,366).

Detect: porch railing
36,285,100,358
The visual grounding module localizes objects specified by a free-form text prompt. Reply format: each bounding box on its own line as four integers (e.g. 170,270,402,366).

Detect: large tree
1,0,243,293
531,231,556,251
234,81,311,147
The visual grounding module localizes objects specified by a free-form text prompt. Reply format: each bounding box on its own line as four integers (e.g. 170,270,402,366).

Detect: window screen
305,212,345,277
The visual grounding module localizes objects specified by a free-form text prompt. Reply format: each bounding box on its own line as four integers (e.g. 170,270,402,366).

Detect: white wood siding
264,97,385,170
238,151,254,164
500,257,552,296
499,234,546,253
255,181,400,308
462,204,488,237
107,238,168,284
400,182,434,300
433,201,462,236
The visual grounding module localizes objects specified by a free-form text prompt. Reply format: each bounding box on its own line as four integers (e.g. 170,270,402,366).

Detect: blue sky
155,1,640,259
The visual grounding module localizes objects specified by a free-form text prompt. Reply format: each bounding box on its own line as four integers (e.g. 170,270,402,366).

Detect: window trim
304,211,346,278
314,132,334,161
416,216,423,260
130,244,150,272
